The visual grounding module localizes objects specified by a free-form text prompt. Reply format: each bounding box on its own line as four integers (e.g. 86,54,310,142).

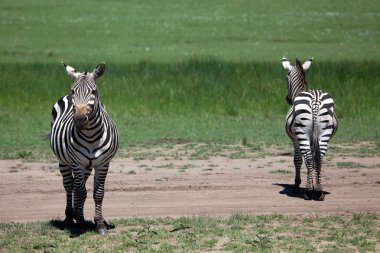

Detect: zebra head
63,62,106,130
282,57,313,105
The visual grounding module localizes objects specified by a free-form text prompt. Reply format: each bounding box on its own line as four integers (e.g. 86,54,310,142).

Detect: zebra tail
312,104,321,170
40,132,51,140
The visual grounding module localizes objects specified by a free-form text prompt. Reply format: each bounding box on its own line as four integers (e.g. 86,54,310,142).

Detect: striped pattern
50,63,118,235
282,58,338,200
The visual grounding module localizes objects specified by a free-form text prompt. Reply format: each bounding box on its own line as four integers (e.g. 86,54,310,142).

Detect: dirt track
0,144,379,223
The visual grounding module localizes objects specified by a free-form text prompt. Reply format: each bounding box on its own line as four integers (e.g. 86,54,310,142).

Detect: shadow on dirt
49,219,115,237
274,183,330,200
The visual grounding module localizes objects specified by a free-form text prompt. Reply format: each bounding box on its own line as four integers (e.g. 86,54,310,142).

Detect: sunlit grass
1,0,379,64
0,213,378,252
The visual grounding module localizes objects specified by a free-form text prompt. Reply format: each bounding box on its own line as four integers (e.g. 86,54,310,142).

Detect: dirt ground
0,143,379,223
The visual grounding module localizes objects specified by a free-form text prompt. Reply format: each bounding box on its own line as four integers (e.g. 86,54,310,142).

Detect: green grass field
1,0,380,159
1,0,380,63
1,1,380,251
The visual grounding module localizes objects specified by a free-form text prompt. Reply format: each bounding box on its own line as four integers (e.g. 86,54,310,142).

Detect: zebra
281,57,338,201
50,62,119,235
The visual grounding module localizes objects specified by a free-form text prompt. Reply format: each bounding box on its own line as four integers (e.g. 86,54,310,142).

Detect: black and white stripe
50,63,118,235
282,58,338,200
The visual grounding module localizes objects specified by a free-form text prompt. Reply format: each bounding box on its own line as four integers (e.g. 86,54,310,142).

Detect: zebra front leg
293,143,302,192
72,166,87,226
93,165,109,235
59,164,74,225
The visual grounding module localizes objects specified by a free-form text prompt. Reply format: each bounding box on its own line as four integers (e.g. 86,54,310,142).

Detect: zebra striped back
282,58,338,201
50,63,118,235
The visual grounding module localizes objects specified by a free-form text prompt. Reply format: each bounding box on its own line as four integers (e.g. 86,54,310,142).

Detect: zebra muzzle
73,105,88,129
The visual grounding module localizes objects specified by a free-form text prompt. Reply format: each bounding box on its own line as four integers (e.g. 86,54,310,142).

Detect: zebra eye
91,90,97,95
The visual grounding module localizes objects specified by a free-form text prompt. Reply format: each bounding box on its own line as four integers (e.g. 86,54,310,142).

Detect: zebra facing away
281,58,338,201
50,62,119,235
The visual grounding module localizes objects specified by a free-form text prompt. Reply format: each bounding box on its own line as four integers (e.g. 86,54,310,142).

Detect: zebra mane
295,59,307,88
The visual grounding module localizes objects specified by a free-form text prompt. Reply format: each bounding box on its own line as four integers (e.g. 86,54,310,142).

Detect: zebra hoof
97,228,108,235
304,190,312,200
96,226,108,235
64,217,74,227
96,222,108,235
315,191,325,201
75,219,85,227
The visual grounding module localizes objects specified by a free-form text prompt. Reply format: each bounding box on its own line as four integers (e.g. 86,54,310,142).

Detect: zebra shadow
273,183,330,199
49,219,115,237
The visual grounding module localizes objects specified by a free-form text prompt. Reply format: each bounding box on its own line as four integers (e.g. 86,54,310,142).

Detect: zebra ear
92,63,106,79
62,62,80,79
282,58,292,70
302,57,313,71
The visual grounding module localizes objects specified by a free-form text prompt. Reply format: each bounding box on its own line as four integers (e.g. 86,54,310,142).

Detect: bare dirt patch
0,143,379,222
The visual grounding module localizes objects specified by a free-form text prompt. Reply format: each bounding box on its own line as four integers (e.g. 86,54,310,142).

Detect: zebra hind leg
293,143,302,192
299,142,314,200
93,165,109,235
315,156,325,201
303,156,314,200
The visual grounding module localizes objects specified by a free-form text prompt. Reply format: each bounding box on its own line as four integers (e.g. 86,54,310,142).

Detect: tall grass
0,60,379,158
105,59,379,119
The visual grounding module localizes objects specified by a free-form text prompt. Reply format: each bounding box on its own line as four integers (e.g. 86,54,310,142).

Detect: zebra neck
76,109,105,137
290,83,307,102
